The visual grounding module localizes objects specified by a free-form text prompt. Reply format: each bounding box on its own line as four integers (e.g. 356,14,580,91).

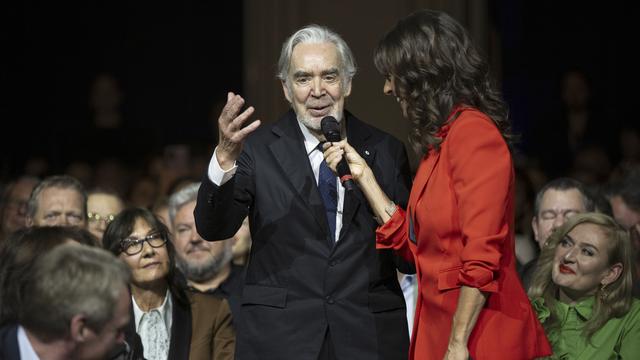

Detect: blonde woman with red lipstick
529,212,640,359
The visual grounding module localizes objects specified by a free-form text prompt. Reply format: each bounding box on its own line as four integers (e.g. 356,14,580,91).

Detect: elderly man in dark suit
195,24,411,360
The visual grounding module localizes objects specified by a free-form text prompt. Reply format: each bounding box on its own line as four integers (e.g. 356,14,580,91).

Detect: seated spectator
520,177,595,290
0,226,98,326
87,188,125,242
25,175,87,228
0,243,132,360
102,207,235,360
168,183,246,336
152,196,171,231
168,183,240,294
529,213,640,358
0,176,39,243
607,168,640,297
609,168,640,246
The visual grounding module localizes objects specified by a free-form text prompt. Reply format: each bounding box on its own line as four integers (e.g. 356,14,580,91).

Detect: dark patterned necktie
318,146,338,242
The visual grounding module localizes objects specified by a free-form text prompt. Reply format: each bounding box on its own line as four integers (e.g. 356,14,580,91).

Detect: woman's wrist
356,166,375,184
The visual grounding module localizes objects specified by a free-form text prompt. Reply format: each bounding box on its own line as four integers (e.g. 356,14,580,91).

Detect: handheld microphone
321,116,355,191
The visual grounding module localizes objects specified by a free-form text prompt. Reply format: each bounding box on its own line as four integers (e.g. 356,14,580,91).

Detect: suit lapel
1,325,20,360
269,111,332,238
407,150,440,239
337,113,371,241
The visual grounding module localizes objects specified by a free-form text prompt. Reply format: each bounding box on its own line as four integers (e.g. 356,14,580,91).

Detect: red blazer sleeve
448,114,512,292
376,207,415,263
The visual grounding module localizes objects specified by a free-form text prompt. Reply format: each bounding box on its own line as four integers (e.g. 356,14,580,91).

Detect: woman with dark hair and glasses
103,207,235,360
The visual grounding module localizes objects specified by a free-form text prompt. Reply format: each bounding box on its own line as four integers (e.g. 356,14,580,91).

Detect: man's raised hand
216,92,261,170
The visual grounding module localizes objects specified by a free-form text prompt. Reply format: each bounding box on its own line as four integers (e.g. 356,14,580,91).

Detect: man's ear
531,217,541,247
343,79,352,98
69,314,87,342
281,80,292,103
25,216,34,227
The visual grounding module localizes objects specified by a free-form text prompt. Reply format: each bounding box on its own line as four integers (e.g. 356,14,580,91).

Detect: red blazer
377,107,551,360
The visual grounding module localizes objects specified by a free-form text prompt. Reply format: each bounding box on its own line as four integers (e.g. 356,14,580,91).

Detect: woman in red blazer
324,10,551,360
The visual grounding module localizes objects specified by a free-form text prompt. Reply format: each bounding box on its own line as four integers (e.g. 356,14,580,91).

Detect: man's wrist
216,150,236,171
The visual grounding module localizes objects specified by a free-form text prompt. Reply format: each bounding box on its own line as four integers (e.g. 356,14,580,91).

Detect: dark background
2,1,243,177
1,1,633,181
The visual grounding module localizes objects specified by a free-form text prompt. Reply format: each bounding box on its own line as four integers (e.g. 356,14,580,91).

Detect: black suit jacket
195,110,411,360
0,323,144,360
0,324,19,360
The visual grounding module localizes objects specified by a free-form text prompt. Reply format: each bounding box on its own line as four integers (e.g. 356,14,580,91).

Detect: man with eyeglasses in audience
87,188,125,242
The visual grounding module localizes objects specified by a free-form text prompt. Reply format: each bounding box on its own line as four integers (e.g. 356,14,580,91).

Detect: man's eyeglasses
120,233,167,256
88,212,116,225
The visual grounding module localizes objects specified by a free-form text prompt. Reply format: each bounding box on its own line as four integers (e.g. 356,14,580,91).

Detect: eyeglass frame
87,211,117,225
119,232,167,256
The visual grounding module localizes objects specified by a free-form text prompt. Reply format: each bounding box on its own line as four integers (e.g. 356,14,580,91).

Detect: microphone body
321,116,355,191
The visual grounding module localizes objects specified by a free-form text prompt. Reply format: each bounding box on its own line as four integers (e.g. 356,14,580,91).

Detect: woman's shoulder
448,107,495,133
625,298,640,316
609,298,640,330
443,107,507,151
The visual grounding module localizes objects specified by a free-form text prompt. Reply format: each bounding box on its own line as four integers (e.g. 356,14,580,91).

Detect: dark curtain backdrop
2,1,243,176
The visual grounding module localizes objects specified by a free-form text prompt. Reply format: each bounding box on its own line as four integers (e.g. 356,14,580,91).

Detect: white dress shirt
17,326,40,360
132,290,173,360
207,121,345,241
400,274,418,337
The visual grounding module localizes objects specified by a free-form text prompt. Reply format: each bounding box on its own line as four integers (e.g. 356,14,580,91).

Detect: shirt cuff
208,147,237,186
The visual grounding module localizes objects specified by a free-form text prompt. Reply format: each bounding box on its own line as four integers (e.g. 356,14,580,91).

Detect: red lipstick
559,264,575,274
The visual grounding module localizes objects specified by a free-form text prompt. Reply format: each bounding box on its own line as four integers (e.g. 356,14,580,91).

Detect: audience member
609,169,640,241
608,168,640,296
0,243,132,360
152,196,171,230
529,213,640,358
25,175,87,228
0,176,39,242
87,188,125,242
169,183,245,322
0,226,99,327
102,207,235,360
520,178,595,289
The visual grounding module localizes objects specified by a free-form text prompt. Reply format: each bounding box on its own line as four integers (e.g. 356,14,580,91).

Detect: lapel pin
364,150,370,156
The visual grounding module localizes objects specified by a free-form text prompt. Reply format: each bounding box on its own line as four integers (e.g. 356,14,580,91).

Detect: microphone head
321,116,341,142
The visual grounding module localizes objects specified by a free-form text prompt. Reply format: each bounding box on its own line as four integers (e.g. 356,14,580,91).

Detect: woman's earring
599,283,608,301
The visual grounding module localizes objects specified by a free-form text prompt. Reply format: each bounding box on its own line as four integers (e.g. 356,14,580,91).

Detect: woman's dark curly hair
374,9,512,155
102,207,188,307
